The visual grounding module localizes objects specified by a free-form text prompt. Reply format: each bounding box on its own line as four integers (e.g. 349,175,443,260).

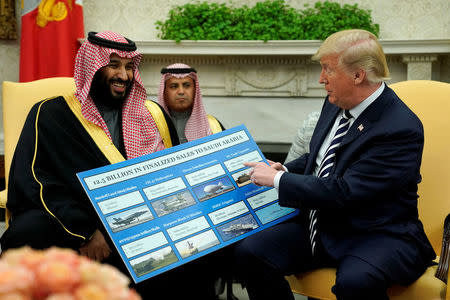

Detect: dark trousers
1,209,82,250
1,209,225,300
233,221,402,300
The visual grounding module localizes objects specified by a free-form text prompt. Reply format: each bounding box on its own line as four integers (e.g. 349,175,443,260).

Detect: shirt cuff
274,171,285,191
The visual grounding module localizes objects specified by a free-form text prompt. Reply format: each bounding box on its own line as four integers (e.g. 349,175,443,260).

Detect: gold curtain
0,0,17,40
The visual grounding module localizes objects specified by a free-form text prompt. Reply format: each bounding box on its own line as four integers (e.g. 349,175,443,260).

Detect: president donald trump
235,29,436,300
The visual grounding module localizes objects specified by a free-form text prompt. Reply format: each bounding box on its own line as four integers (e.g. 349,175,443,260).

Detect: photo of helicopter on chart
192,176,235,202
106,205,154,233
151,190,197,218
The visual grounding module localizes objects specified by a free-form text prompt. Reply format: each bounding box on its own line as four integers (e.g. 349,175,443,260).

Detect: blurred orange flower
0,247,141,300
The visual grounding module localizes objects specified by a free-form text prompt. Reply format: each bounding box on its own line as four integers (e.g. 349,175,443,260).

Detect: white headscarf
157,63,212,142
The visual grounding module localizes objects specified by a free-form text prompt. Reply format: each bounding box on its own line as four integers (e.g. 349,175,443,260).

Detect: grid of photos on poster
79,126,298,283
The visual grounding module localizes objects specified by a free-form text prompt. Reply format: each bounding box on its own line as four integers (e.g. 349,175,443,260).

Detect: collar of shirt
274,82,386,188
313,82,385,176
348,82,385,122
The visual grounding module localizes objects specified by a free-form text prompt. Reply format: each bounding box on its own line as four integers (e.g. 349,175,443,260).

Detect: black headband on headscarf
87,31,137,51
161,67,197,74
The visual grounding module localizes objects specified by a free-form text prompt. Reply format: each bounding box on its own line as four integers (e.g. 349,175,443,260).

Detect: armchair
0,77,76,226
286,80,450,299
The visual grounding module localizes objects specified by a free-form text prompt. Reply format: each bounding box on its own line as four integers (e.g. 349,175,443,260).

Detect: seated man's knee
233,233,278,281
333,257,388,300
235,222,311,274
1,210,79,250
234,237,258,269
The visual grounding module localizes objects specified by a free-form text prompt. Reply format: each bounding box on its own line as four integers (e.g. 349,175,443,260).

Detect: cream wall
82,0,450,40
0,0,449,153
2,0,448,82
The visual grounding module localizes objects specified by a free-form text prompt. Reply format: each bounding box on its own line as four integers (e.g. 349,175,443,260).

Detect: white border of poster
77,125,299,283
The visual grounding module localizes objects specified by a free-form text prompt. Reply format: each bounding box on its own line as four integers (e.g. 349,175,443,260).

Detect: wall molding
138,39,449,98
135,39,450,56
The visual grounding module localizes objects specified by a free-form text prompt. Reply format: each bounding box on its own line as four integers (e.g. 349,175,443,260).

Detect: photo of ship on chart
216,213,259,241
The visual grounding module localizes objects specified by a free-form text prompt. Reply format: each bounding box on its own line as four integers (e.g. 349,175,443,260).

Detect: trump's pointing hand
244,161,280,187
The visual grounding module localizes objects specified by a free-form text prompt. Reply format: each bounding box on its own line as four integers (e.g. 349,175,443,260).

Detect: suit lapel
340,86,394,148
305,87,395,173
307,101,340,171
340,115,368,147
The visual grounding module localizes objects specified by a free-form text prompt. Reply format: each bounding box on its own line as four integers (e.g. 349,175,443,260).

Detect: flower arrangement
0,246,142,300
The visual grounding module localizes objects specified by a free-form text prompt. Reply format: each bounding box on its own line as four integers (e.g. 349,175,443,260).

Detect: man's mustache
110,78,131,86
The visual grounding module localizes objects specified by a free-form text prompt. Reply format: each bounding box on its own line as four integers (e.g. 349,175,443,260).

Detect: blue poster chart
77,125,299,283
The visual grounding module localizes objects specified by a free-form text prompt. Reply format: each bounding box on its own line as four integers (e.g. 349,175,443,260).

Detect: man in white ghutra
235,29,435,300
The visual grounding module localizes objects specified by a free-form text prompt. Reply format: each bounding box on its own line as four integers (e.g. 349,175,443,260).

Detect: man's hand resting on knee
79,229,111,262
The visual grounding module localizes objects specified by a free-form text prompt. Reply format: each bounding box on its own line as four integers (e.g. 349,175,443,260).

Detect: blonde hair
312,29,390,83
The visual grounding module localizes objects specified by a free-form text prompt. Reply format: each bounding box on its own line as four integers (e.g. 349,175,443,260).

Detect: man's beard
89,71,132,109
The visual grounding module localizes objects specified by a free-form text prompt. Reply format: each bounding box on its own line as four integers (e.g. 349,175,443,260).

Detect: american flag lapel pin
357,124,364,131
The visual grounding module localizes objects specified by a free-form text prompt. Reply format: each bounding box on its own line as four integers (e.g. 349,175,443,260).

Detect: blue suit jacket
280,86,435,276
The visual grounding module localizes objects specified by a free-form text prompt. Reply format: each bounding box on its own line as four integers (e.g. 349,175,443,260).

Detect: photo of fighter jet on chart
106,205,154,232
192,176,235,202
